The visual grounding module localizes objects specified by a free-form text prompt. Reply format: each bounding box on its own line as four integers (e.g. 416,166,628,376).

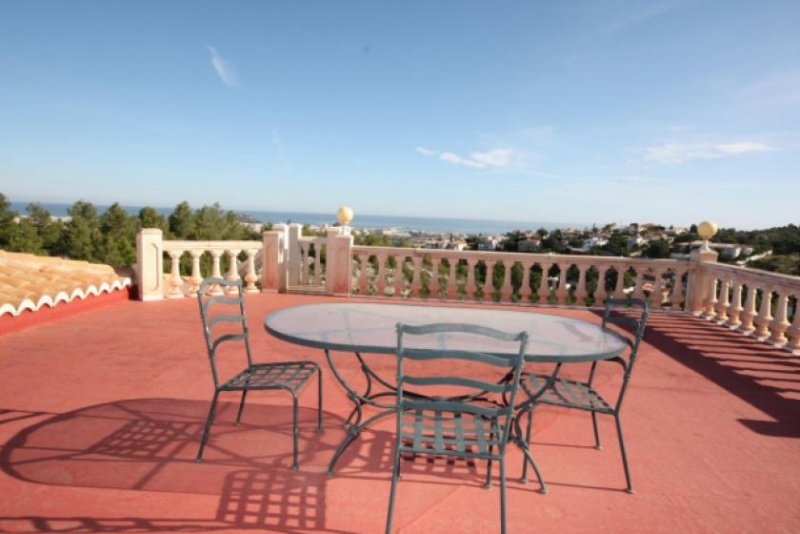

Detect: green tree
169,201,195,239
138,206,169,234
0,193,18,247
26,203,62,252
6,218,44,253
642,239,672,259
63,200,102,261
99,203,136,267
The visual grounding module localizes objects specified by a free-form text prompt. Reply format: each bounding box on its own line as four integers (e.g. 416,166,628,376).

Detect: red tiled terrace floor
0,293,798,532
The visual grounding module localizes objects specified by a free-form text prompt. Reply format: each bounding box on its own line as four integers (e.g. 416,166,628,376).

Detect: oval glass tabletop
265,302,627,363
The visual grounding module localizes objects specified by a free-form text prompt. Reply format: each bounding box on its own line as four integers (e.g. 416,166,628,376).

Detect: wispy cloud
606,1,690,33
207,46,239,87
415,146,438,157
416,146,514,169
644,141,776,164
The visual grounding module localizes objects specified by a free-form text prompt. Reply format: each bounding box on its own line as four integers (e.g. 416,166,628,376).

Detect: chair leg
521,407,533,482
615,414,633,493
317,367,324,432
591,411,602,450
291,393,300,470
196,390,220,462
235,389,248,425
386,445,402,534
499,457,507,534
520,442,547,494
485,430,494,489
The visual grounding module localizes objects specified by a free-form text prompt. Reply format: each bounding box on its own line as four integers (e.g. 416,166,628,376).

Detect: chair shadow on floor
0,397,354,533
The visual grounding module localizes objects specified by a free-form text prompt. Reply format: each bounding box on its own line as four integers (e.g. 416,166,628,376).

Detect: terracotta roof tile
0,251,131,317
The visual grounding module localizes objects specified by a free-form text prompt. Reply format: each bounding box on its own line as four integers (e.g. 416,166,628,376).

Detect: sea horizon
10,201,579,235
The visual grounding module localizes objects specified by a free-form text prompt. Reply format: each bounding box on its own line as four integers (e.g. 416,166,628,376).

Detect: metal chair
195,277,322,469
518,297,648,493
386,323,529,534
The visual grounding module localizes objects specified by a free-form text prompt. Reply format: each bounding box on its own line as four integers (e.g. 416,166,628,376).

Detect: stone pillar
262,224,288,293
686,248,718,316
287,223,303,287
136,228,164,301
325,227,354,296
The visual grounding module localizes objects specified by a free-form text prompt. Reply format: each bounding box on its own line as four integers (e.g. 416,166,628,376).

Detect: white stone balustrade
349,246,688,309
694,262,800,351
136,227,799,354
136,230,262,300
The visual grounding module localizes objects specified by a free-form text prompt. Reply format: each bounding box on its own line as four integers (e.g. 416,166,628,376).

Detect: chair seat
221,361,318,392
398,408,505,458
521,372,613,413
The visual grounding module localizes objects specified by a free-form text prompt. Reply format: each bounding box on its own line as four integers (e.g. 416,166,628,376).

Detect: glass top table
265,302,627,363
264,302,628,475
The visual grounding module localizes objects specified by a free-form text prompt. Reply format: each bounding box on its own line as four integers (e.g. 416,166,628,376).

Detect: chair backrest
601,297,648,408
197,277,253,388
395,322,528,452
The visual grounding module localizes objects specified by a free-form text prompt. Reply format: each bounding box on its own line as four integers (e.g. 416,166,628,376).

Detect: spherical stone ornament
697,220,718,239
337,206,354,225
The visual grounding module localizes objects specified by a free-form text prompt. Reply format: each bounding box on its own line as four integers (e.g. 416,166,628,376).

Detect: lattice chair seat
521,374,614,414
398,408,506,458
222,362,318,392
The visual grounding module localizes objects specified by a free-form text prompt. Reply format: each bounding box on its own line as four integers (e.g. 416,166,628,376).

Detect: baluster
555,263,569,305
188,251,203,296
500,261,513,302
226,249,241,281
613,266,626,299
573,264,588,307
739,284,758,333
786,297,800,353
538,263,552,304
671,268,686,309
225,249,241,294
447,259,458,300
466,259,477,301
210,250,223,295
754,286,774,339
411,257,423,297
596,266,609,305
727,279,744,328
520,262,532,303
715,276,730,323
649,269,665,308
167,250,184,298
244,249,258,293
632,269,646,300
430,258,441,299
392,256,406,297
703,276,719,320
376,254,387,295
769,290,791,346
357,255,369,294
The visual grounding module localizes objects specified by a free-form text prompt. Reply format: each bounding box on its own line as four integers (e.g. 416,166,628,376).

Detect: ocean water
10,202,571,235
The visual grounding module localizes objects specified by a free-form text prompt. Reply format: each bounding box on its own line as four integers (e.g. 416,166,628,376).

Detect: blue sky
1,0,798,229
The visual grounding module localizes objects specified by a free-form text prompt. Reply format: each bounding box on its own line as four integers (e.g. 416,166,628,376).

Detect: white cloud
207,46,239,87
644,141,775,164
415,146,439,157
469,148,513,167
416,146,514,169
439,152,486,168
